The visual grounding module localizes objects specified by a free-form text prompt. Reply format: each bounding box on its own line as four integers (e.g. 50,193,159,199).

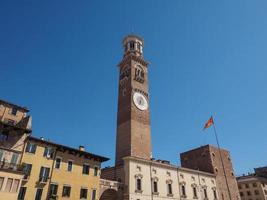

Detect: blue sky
1,1,267,175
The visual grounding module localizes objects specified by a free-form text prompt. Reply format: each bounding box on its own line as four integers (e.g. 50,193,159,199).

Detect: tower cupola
122,35,144,57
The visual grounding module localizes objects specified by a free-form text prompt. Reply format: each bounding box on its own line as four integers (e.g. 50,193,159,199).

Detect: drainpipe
177,168,181,200
149,160,153,200
46,147,57,200
197,169,202,199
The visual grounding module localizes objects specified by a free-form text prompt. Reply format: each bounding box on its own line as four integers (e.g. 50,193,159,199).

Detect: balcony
0,161,24,173
0,115,32,133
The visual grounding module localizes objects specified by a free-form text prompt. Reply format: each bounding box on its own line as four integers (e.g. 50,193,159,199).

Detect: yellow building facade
0,99,32,200
19,136,108,200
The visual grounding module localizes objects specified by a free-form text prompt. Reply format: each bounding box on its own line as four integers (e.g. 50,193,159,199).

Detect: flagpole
211,116,232,200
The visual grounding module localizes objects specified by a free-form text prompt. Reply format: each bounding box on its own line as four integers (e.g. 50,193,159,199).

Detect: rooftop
0,99,29,112
180,144,229,155
28,136,109,162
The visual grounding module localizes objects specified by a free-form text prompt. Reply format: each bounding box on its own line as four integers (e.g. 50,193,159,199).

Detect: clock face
133,92,148,111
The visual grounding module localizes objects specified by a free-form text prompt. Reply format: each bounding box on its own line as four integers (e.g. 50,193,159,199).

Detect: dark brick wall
180,145,240,200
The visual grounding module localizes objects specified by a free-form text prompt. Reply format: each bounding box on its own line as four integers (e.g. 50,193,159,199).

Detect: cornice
118,55,149,68
123,156,215,177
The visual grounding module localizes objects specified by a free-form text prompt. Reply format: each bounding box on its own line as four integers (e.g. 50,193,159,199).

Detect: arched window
202,186,208,199
136,178,142,191
135,174,143,193
119,65,130,88
192,184,198,199
166,180,173,196
152,177,159,194
179,182,186,197
134,65,145,83
212,187,218,199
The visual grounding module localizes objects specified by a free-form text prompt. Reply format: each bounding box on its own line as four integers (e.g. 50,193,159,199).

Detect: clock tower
115,35,152,166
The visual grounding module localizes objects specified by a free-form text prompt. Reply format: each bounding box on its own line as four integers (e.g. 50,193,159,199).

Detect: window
213,189,217,199
153,181,158,193
5,178,13,192
94,167,98,176
137,42,140,51
129,41,135,51
253,182,257,187
39,167,50,182
11,153,19,165
0,177,4,190
62,185,71,197
18,187,27,200
264,190,267,195
68,161,73,172
55,158,61,169
203,188,208,198
247,191,251,196
82,164,90,175
43,147,54,158
255,190,259,195
48,183,58,198
193,186,197,198
167,183,172,195
80,188,88,199
137,42,143,53
245,183,249,188
35,188,43,200
0,131,9,141
0,149,4,161
240,192,243,197
136,178,142,191
92,189,96,200
25,143,37,154
11,179,19,193
181,185,186,196
10,107,18,115
23,163,32,179
134,66,145,83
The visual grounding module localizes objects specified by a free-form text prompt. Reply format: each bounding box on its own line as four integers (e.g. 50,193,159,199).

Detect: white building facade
124,156,219,200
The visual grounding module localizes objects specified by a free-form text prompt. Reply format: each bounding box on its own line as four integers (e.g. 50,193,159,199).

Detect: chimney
79,145,85,151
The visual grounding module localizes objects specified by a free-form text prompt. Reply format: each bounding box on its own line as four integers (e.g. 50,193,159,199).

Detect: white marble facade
123,156,218,200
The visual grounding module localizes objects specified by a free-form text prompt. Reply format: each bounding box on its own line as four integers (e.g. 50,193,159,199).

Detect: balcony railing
0,161,24,172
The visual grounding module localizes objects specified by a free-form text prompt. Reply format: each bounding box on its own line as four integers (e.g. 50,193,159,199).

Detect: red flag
203,117,214,130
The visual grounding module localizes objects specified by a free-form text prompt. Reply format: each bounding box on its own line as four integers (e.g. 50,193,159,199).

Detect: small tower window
140,44,143,53
129,41,135,51
137,42,141,51
136,42,143,53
